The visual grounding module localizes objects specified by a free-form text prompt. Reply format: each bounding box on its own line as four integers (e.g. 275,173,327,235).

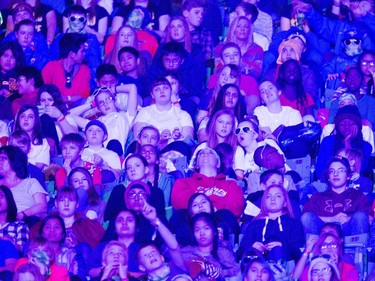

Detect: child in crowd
81,120,121,179
13,104,50,170
9,130,45,187
55,186,104,249
182,0,213,62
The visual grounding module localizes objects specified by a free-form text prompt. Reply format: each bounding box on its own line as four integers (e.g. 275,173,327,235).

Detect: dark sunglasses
69,16,86,23
344,38,361,46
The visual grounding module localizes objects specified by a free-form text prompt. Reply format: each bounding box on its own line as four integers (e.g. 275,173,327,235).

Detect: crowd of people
1,0,375,280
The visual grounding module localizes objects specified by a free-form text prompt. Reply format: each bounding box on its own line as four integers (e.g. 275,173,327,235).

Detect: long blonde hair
104,25,138,72
226,16,253,51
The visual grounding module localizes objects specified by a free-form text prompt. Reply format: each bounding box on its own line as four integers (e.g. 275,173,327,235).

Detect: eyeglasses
344,38,361,46
361,61,375,67
235,126,254,135
140,149,156,155
127,191,147,199
162,58,181,65
311,267,332,276
328,168,346,175
320,243,338,250
97,96,114,107
69,16,86,23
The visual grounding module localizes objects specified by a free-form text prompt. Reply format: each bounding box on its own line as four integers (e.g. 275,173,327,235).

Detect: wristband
121,278,129,281
153,218,161,227
58,115,65,122
172,101,180,105
91,100,96,108
303,249,310,256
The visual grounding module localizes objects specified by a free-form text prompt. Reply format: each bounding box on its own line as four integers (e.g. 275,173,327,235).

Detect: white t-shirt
99,111,134,149
81,147,121,170
254,105,302,133
134,104,193,135
28,139,50,166
11,178,47,212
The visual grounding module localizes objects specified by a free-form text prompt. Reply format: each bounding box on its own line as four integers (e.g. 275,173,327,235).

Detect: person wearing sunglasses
322,28,365,89
236,115,284,175
48,5,101,89
62,0,109,44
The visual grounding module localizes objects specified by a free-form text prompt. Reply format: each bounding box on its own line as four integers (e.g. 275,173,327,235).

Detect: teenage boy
136,202,187,280
49,5,101,82
3,15,49,71
42,33,91,103
12,66,44,116
54,133,85,187
208,42,260,113
182,0,213,61
81,120,121,179
147,42,204,115
133,78,194,144
118,47,146,99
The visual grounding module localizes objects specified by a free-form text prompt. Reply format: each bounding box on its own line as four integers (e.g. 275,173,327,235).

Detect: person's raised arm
116,83,138,117
142,202,187,272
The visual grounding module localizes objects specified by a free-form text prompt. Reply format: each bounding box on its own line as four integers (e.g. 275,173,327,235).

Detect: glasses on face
328,168,346,175
235,126,254,135
127,191,147,199
97,96,114,107
361,60,375,67
69,16,86,23
320,243,338,250
141,149,155,155
344,38,361,46
311,267,331,276
163,58,181,65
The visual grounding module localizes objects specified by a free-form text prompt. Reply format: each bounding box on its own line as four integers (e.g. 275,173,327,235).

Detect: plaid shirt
0,221,29,251
191,27,214,61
